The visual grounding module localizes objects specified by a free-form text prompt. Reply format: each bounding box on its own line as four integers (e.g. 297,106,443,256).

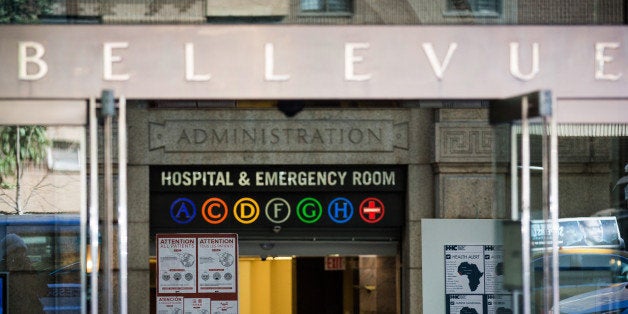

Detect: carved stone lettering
149,119,405,152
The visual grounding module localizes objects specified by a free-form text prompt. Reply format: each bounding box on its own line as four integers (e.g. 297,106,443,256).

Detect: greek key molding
436,123,495,163
436,123,615,164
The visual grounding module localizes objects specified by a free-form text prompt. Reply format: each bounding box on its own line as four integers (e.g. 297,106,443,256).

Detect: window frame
443,0,502,18
299,0,353,16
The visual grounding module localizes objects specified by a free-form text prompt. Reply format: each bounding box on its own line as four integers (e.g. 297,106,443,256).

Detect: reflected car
0,214,82,313
555,282,628,314
533,248,628,313
42,261,82,314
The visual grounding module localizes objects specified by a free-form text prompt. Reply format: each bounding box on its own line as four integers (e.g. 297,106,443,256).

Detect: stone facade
121,103,625,313
1,104,620,313
127,104,433,313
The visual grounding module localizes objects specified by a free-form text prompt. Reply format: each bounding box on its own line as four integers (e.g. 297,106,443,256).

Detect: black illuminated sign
150,165,406,234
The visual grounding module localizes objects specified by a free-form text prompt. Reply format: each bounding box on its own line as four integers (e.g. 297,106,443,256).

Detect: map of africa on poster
445,245,485,294
444,245,512,314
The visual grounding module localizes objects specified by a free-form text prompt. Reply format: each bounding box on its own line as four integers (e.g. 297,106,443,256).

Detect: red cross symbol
359,197,385,223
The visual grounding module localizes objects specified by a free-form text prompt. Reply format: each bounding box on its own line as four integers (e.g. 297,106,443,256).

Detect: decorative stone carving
436,123,495,163
149,119,408,153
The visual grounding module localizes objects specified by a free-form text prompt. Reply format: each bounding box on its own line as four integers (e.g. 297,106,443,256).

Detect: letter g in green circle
296,197,322,224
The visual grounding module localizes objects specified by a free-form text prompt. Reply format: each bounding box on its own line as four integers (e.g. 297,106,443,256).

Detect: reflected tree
0,126,51,214
0,0,52,23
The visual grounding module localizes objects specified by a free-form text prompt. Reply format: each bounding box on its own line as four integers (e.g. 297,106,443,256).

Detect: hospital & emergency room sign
150,165,406,231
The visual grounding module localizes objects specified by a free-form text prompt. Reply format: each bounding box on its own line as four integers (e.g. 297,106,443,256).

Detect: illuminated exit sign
324,256,346,271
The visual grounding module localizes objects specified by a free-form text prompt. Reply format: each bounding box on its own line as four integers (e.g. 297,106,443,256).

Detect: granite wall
124,103,621,313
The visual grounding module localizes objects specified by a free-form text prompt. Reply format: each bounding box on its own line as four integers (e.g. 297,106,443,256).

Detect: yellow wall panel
238,260,252,314
239,258,293,314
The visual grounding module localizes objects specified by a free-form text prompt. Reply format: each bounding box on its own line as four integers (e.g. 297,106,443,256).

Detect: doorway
236,255,400,314
297,257,344,314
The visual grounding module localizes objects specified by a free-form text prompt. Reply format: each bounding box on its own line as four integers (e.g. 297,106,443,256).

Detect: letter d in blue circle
327,197,354,224
170,197,197,224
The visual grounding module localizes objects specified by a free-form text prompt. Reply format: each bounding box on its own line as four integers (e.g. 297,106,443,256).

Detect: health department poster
157,296,184,314
444,245,511,314
158,236,198,294
156,233,239,314
422,219,511,314
445,245,486,294
198,236,237,293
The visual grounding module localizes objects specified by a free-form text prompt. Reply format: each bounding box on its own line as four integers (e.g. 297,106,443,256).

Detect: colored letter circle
201,198,228,224
296,197,323,224
327,197,354,224
170,197,196,224
233,197,260,224
265,198,291,224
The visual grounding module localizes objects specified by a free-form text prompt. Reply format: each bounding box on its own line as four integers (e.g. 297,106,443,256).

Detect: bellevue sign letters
2,25,627,99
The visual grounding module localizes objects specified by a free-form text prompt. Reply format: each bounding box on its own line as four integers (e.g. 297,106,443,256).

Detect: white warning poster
422,219,511,313
157,296,184,314
211,300,238,314
444,245,510,314
184,297,211,314
446,294,483,314
158,237,198,294
445,245,486,294
486,294,513,313
483,245,505,294
198,236,238,293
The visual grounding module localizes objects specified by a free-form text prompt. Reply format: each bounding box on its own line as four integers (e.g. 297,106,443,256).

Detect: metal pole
511,122,521,314
80,104,88,314
89,97,99,314
549,111,560,313
542,115,550,313
101,90,116,314
511,127,519,221
521,96,531,314
118,96,128,314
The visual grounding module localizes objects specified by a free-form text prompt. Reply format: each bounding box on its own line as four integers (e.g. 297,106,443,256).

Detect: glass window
0,125,85,314
494,120,628,312
301,0,352,13
446,0,501,16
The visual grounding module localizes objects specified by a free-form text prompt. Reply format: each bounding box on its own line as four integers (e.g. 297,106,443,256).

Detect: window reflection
0,125,84,313
522,124,628,313
301,0,351,13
